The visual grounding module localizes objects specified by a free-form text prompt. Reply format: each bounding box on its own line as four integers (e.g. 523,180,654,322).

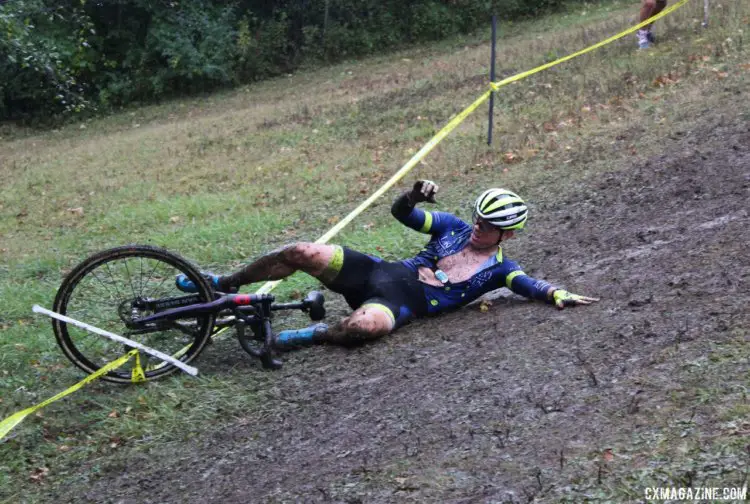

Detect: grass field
1,0,749,500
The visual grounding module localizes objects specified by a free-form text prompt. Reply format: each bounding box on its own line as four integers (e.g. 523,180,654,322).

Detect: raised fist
409,179,439,204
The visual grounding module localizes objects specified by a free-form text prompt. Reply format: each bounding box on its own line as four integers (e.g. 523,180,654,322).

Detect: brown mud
44,98,750,503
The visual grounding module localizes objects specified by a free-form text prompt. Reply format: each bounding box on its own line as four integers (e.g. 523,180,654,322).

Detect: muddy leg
640,0,666,26
318,305,395,346
219,242,335,290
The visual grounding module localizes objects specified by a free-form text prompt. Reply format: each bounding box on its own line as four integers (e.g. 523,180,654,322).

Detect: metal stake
487,15,497,146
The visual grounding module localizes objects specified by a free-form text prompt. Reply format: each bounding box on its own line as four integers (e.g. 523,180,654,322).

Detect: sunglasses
471,213,497,233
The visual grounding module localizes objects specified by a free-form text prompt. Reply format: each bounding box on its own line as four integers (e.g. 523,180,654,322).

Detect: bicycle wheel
52,245,216,383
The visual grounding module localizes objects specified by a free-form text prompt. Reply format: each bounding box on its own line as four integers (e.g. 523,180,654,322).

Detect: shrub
0,0,592,122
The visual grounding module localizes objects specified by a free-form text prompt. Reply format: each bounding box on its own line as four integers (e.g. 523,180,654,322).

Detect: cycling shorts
322,246,427,330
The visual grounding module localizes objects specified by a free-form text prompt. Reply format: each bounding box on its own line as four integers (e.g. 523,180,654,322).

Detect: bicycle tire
52,245,216,383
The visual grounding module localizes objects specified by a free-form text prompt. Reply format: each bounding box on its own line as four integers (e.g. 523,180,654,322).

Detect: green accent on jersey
420,211,433,233
506,270,526,289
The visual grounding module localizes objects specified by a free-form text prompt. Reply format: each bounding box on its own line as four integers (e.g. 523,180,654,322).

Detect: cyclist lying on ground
177,181,599,348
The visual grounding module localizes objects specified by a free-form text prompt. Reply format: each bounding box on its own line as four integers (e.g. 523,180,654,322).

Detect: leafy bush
236,12,292,80
410,2,460,41
0,0,591,122
142,2,237,94
0,0,93,120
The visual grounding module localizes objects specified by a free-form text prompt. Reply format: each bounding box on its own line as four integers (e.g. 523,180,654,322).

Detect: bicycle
51,245,326,383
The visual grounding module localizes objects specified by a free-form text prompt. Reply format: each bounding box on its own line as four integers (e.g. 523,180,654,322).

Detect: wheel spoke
140,258,163,298
138,256,145,297
88,269,121,304
102,262,124,300
53,247,213,382
143,262,172,300
122,259,138,300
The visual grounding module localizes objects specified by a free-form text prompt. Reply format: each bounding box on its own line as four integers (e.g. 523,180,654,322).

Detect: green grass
1,0,749,499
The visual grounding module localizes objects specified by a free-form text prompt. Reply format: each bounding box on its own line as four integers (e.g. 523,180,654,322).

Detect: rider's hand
409,180,439,204
551,289,599,309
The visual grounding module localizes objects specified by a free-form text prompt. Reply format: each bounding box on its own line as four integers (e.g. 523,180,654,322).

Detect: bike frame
134,292,325,370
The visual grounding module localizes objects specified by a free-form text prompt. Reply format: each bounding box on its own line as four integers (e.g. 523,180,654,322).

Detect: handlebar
270,302,305,311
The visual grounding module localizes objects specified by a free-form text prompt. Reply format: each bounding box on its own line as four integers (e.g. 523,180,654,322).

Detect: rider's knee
279,242,315,267
341,313,391,338
642,0,657,9
342,317,375,335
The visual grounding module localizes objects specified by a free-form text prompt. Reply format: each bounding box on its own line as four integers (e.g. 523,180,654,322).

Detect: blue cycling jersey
395,205,553,314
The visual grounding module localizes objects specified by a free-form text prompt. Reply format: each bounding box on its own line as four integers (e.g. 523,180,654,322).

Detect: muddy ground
42,95,750,503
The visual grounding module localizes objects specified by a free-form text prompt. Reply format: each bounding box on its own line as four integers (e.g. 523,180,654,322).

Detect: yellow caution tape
131,350,147,383
490,0,690,91
0,350,138,441
255,89,494,294
255,0,690,295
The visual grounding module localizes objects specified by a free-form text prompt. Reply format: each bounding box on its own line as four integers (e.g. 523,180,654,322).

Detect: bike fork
236,300,283,369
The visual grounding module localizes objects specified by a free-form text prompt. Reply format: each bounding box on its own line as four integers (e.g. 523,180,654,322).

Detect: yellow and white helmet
473,188,528,230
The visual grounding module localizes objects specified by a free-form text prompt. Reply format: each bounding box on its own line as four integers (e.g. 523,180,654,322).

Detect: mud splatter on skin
328,307,393,344
222,243,334,286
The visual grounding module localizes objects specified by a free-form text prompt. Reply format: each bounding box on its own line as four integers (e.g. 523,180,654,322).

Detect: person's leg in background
637,0,668,48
